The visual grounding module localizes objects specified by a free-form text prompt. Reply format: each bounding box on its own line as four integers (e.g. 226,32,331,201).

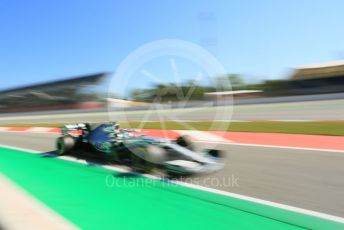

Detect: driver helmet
113,122,120,131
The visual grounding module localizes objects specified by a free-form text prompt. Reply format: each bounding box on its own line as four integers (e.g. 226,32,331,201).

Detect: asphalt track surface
1,99,344,123
1,132,343,218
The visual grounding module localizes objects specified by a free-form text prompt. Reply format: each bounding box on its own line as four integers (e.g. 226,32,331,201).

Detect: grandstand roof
291,60,344,80
0,72,110,97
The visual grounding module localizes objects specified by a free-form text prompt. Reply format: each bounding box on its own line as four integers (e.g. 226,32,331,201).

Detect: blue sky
1,0,344,90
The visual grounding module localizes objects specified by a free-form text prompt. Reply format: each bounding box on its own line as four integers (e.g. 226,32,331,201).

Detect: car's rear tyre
56,135,75,155
176,135,194,151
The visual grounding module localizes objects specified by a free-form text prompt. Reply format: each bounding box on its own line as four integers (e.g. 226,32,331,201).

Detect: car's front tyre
176,135,194,151
130,145,167,173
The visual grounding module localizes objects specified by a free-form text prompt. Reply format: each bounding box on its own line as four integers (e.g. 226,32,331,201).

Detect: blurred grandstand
0,73,109,113
261,60,344,96
1,60,344,114
289,60,344,94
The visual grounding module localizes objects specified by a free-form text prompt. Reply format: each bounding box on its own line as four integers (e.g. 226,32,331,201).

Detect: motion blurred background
1,61,344,113
2,2,344,228
1,0,344,127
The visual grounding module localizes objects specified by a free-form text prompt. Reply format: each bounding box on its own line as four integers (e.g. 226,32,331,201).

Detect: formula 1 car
56,123,224,176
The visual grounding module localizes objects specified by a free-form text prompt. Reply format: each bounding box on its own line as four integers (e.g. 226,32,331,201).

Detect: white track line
228,142,344,153
27,127,56,133
0,173,78,230
271,120,314,122
173,180,344,224
176,130,231,143
0,130,59,134
1,144,344,225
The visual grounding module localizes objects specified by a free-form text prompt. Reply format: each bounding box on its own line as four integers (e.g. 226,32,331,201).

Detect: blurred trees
130,81,205,102
129,73,296,102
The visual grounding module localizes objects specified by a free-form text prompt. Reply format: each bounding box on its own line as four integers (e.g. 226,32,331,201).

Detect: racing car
56,122,224,176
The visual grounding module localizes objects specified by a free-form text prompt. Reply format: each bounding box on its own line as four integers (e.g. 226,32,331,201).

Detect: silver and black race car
56,123,224,176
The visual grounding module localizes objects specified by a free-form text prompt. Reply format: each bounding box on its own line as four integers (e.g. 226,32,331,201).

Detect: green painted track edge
0,146,343,229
